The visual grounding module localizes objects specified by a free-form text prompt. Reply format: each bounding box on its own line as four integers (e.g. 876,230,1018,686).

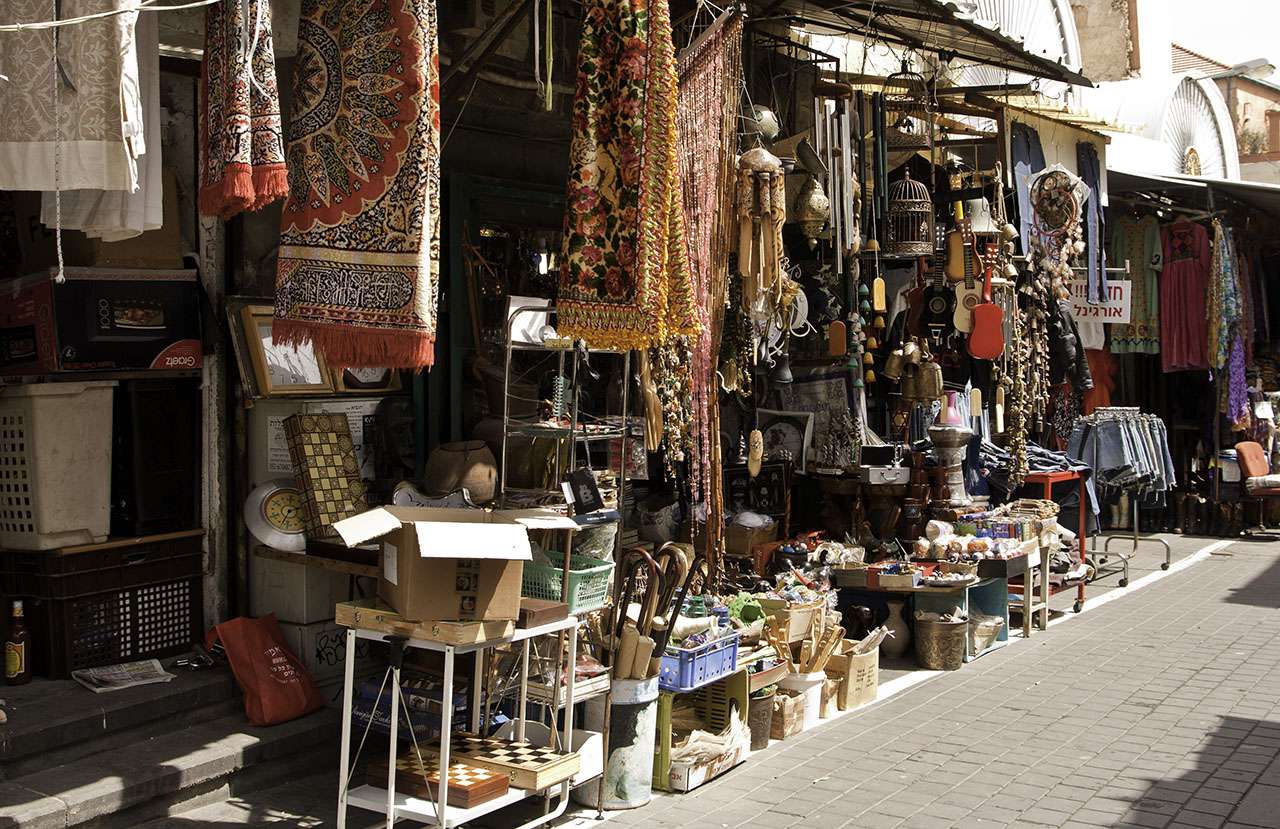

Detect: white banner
1069,278,1130,325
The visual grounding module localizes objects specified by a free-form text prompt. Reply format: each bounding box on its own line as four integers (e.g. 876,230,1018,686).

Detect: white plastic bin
779,670,826,732
0,381,116,550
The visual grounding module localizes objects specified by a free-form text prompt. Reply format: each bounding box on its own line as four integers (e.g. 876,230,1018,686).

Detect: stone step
0,707,339,829
0,670,239,778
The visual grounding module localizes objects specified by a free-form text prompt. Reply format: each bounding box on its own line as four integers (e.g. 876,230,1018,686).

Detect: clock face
262,489,305,533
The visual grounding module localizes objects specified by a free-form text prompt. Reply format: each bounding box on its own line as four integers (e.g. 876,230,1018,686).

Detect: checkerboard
367,751,509,808
283,413,367,537
434,733,580,791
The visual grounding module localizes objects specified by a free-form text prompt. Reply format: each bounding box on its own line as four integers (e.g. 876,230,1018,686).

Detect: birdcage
884,64,933,151
885,172,934,257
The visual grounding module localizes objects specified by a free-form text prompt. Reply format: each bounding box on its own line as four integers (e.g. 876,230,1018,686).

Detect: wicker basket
914,618,967,671
938,561,979,577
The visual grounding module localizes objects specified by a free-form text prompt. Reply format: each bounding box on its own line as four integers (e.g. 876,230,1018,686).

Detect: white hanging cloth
0,0,143,192
40,7,160,241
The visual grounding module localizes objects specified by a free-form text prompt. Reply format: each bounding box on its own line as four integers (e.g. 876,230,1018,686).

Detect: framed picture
239,304,334,396
331,366,403,394
756,409,815,471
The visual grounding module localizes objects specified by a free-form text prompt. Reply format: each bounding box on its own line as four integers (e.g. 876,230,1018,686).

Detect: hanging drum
884,63,933,151
885,172,934,258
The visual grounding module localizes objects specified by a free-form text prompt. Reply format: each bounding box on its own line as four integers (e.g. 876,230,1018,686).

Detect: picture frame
331,366,403,394
756,409,815,471
239,304,334,396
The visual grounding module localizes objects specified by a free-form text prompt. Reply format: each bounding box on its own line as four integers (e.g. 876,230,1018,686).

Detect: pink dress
1160,221,1211,372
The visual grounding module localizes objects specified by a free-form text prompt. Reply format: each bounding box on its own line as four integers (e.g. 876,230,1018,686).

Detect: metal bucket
914,618,967,671
748,689,776,751
575,677,659,810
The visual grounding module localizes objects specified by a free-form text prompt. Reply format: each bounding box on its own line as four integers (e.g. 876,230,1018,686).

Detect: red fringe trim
198,163,289,220
273,318,436,370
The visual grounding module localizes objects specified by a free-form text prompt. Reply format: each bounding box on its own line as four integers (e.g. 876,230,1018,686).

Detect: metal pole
337,629,357,829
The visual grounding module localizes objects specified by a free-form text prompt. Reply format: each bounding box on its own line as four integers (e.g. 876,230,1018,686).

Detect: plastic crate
521,553,614,614
658,630,740,692
0,381,116,550
654,668,748,791
1,530,204,678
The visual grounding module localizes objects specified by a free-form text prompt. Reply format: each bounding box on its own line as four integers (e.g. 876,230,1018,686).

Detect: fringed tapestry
199,0,288,219
557,0,698,350
273,0,441,370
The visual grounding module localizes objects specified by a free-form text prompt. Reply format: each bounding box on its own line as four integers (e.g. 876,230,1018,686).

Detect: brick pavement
598,535,1280,829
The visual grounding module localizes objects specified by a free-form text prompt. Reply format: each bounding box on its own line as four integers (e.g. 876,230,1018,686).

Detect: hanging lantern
883,62,933,152
884,172,934,258
792,175,831,248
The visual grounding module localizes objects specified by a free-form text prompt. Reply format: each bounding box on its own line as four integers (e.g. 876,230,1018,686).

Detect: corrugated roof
1171,43,1229,75
754,0,1092,87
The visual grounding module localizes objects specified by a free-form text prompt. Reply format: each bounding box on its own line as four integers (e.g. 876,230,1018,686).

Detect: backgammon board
367,751,510,808
283,413,367,537
433,734,580,791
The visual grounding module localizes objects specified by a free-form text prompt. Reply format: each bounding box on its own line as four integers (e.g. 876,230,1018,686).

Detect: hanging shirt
39,8,160,241
1109,216,1162,355
0,1,143,192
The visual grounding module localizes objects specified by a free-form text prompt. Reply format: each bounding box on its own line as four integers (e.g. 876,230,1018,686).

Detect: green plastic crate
521,554,615,614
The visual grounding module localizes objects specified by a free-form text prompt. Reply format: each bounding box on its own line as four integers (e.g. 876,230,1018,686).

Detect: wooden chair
1235,441,1280,530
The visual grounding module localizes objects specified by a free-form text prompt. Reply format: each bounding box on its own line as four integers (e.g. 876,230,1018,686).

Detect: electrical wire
0,0,219,33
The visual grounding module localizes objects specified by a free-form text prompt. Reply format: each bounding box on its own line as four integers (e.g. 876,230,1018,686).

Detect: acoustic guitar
920,242,956,337
953,235,986,333
967,245,1004,360
944,201,972,283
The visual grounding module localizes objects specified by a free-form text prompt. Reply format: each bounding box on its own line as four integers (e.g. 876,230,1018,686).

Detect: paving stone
1228,782,1280,827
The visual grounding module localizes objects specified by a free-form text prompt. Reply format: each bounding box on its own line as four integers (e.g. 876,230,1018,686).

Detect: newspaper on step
71,659,177,693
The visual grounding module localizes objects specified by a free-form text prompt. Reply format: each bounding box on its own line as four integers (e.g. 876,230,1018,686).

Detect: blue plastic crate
658,631,740,693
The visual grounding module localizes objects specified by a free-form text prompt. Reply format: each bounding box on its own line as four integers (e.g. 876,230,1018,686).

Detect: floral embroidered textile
199,0,288,219
557,0,698,350
273,0,441,370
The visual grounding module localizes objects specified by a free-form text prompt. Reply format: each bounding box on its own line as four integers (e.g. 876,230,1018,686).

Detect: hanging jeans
1077,141,1107,303
1010,121,1046,254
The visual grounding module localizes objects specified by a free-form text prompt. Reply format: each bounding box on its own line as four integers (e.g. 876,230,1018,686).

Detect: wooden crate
335,599,515,646
758,596,826,644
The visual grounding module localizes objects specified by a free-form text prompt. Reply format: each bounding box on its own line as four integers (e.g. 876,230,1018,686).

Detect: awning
753,0,1093,87
1109,168,1280,220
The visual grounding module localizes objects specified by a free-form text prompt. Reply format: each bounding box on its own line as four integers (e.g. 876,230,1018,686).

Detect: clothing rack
1069,408,1175,585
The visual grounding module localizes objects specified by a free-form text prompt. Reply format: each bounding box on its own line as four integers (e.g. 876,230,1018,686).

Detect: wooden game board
432,733,580,791
283,413,367,537
367,751,510,808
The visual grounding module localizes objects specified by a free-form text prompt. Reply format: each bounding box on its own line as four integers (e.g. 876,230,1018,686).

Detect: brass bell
866,336,879,350
1003,260,1019,278
864,369,876,383
863,351,874,366
873,315,886,329
1001,222,1018,241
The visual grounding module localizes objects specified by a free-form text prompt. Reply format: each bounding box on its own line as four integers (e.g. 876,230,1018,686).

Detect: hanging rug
273,0,441,369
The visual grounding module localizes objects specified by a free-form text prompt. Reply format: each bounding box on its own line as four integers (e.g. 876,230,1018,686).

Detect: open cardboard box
333,506,579,623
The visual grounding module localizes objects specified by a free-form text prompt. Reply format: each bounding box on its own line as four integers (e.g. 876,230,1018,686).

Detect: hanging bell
864,369,876,384
1001,222,1018,241
866,336,879,350
1003,260,1019,278
874,315,886,329
851,373,865,388
865,237,880,253
770,352,794,385
863,351,874,366
858,283,870,299
860,299,872,315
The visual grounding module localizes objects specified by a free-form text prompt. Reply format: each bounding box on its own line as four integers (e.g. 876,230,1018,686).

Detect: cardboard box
0,267,201,376
824,641,878,711
251,552,363,625
333,507,579,623
278,619,374,684
335,599,515,645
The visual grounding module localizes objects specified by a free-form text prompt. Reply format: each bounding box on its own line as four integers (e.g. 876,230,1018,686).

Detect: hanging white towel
40,8,160,241
0,0,142,192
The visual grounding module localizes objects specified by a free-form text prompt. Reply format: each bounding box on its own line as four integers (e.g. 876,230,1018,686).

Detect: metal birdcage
884,63,933,151
885,172,934,257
